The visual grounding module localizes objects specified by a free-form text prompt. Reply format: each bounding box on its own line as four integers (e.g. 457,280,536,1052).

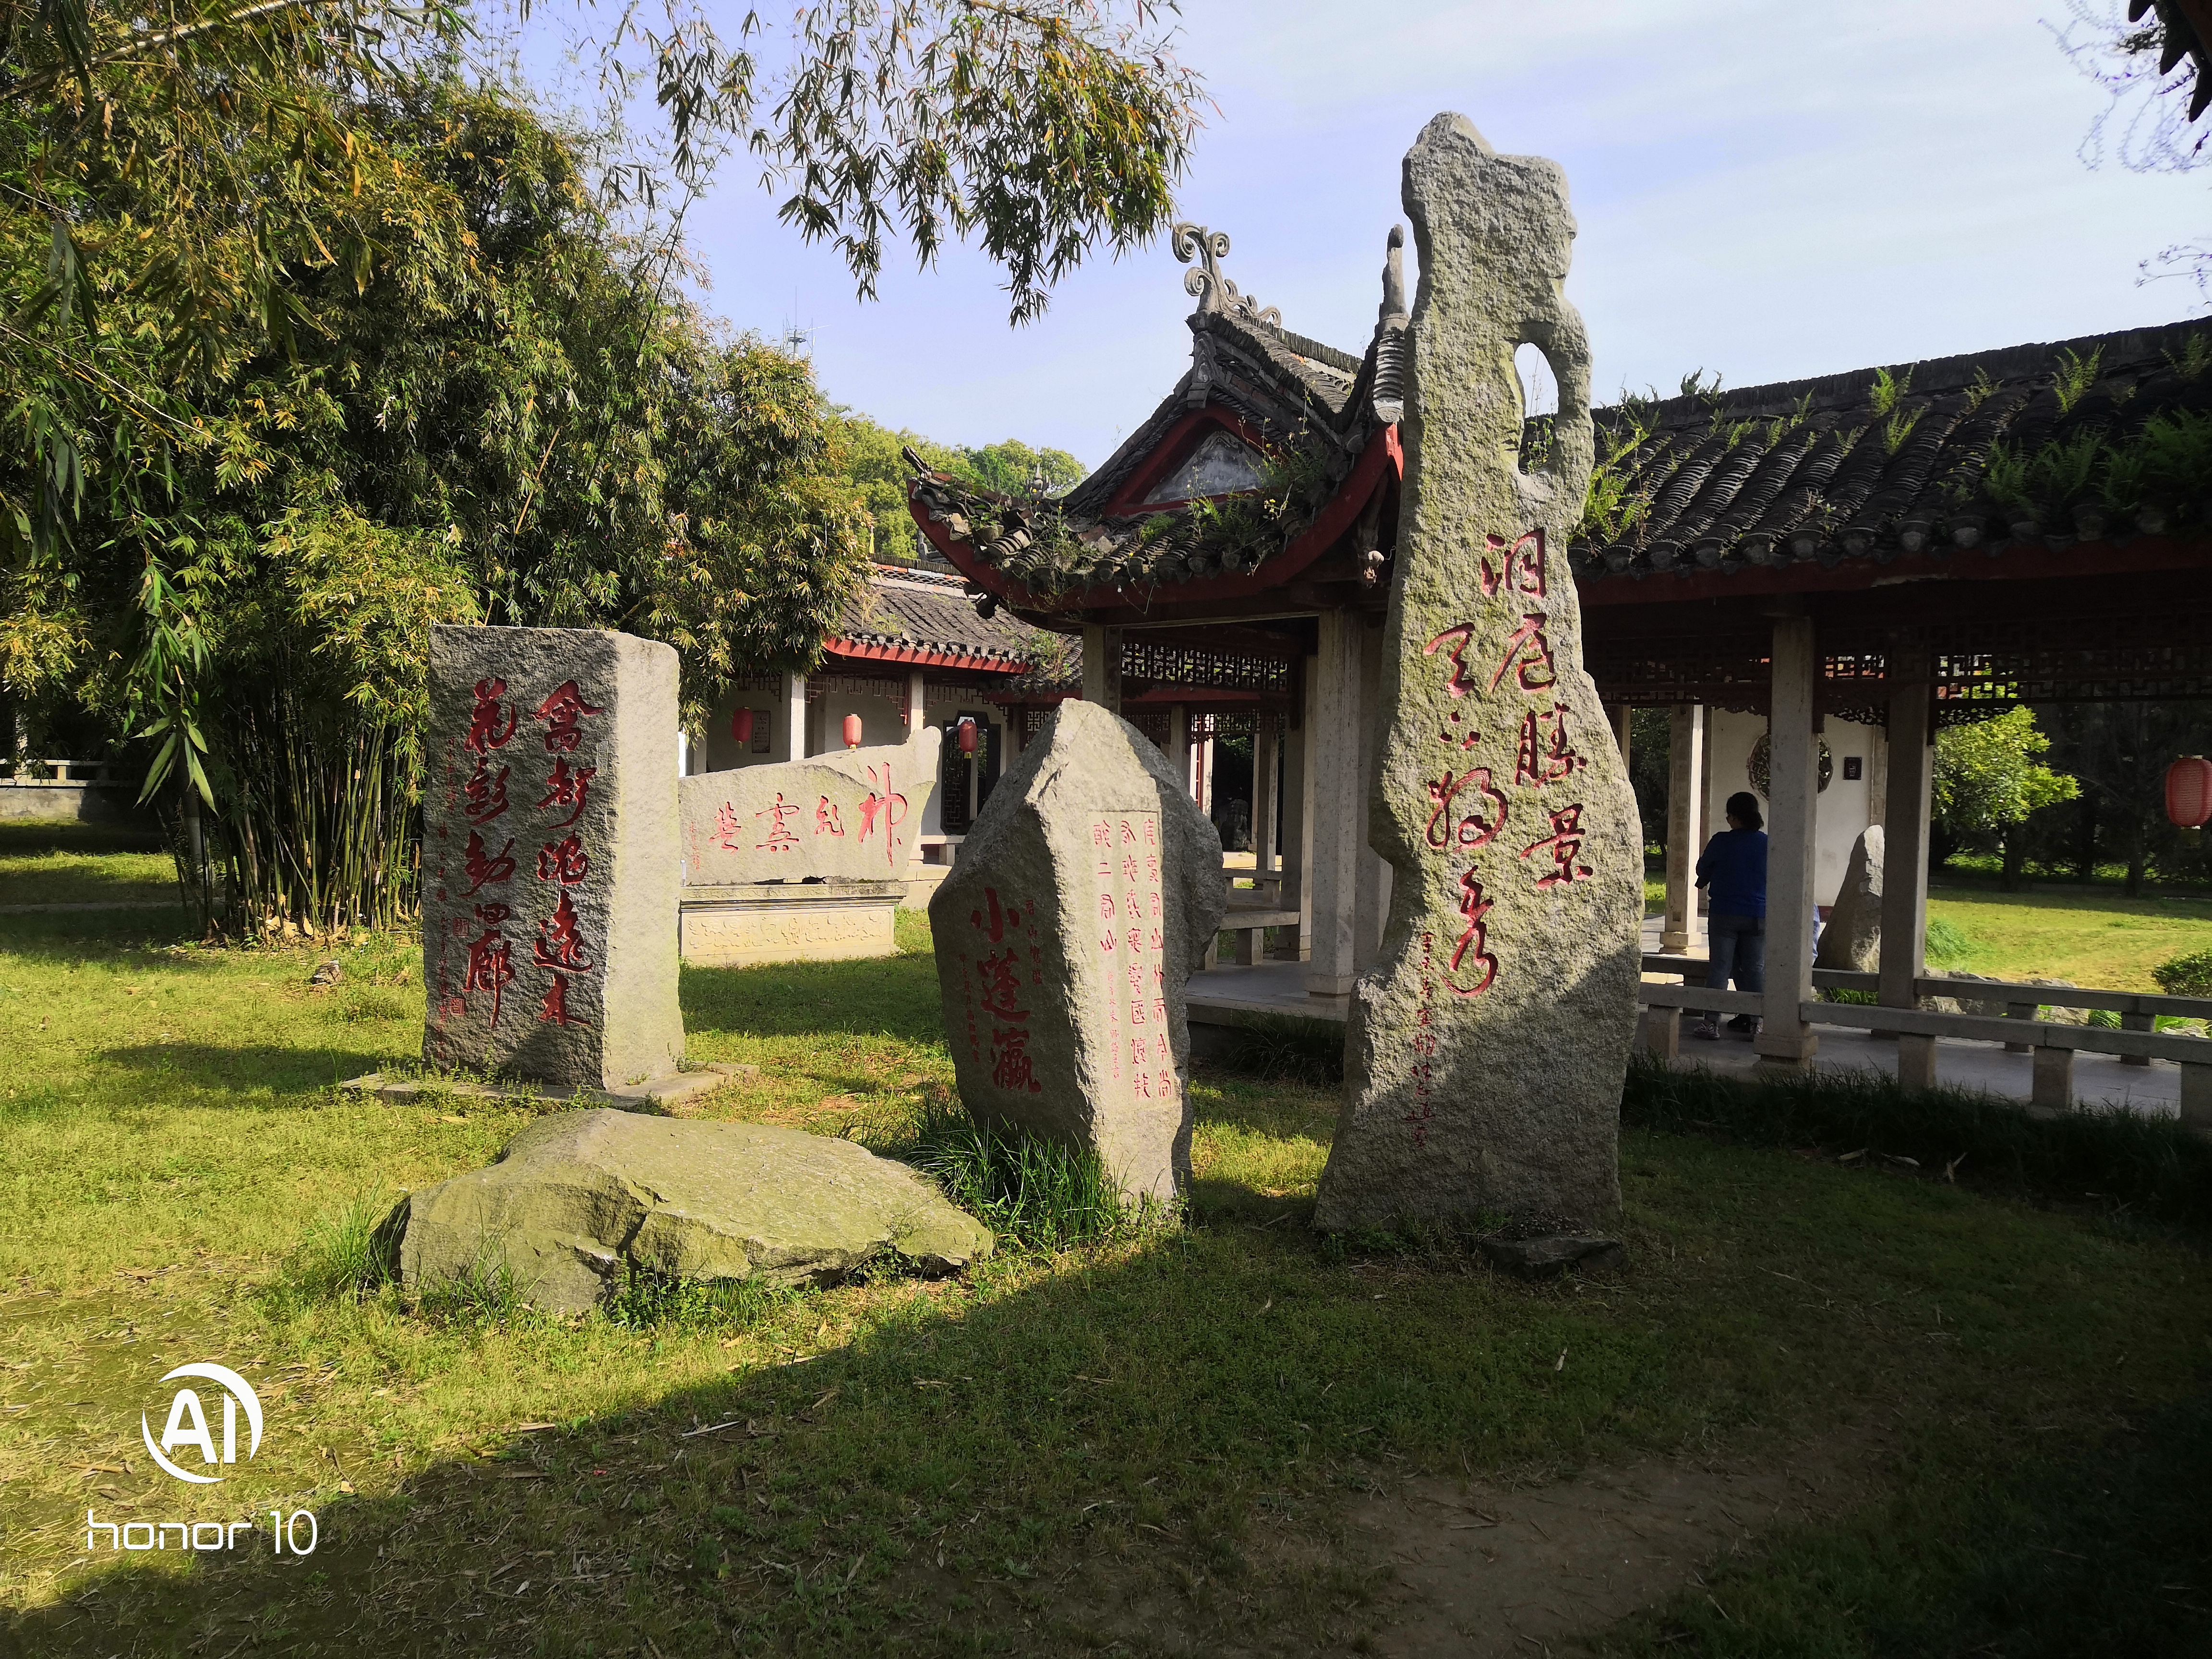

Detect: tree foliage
0,0,1198,934
1934,708,2080,847
830,412,1082,559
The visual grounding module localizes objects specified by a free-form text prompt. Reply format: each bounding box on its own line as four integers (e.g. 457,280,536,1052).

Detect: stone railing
1210,861,1298,969
2,758,132,785
1636,952,2212,1125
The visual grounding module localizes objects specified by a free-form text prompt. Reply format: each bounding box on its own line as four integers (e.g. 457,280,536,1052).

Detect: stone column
904,669,927,736
1305,608,1364,998
1879,645,1933,1017
1280,663,1314,961
1081,624,1123,715
1610,703,1632,769
1253,722,1280,878
1195,733,1215,817
780,671,807,762
1660,704,1705,953
1755,613,1820,1067
676,729,691,778
1166,703,1190,794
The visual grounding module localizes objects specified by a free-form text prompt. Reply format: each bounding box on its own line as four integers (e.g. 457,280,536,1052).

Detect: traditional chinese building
903,223,2212,1062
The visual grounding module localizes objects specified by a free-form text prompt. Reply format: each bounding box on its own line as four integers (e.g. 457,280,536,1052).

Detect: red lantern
2167,755,2212,828
957,717,978,756
842,713,864,749
730,707,754,744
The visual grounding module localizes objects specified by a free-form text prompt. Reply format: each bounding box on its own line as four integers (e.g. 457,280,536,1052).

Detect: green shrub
1924,916,1974,966
2153,949,2212,998
911,1103,1149,1250
276,1195,399,1305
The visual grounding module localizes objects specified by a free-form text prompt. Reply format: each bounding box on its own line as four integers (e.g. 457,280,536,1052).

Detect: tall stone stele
421,625,685,1090
1312,115,1642,1233
928,700,1226,1203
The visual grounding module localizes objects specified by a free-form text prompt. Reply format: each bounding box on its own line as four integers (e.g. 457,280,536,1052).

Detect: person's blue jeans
1705,912,1765,1026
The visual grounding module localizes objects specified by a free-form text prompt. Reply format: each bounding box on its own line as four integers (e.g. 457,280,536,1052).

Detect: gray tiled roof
833,566,1060,666
1570,318,2212,582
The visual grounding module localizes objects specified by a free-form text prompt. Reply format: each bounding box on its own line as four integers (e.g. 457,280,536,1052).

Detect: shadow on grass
92,1043,389,1098
5,1130,2212,1657
680,952,946,1045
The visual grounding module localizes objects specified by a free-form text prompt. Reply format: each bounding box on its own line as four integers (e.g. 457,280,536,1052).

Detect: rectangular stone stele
678,729,941,885
421,625,684,1090
1312,115,1640,1234
928,700,1225,1203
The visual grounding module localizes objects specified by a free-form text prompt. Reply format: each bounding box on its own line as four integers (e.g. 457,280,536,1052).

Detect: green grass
1927,878,2212,991
0,819,175,909
2,860,2210,1653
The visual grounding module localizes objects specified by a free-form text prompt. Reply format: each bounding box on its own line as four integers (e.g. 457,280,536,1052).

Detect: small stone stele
1815,826,1884,974
928,700,1226,1202
421,625,683,1090
678,728,942,885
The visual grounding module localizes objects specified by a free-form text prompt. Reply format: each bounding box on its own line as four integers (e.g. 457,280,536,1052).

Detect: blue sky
670,1,2208,469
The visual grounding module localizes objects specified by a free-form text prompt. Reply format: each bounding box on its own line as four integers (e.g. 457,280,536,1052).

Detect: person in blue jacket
1691,792,1767,1040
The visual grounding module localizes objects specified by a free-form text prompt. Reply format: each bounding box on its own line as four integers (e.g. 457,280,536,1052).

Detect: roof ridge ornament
1371,225,1409,426
1172,223,1282,329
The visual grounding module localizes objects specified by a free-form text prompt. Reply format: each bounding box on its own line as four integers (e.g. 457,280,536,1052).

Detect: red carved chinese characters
532,887,596,972
962,887,1042,1095
1517,803,1594,888
466,678,517,756
1424,766,1509,853
538,758,595,830
464,902,517,1026
1514,704,1587,788
460,831,516,896
1487,613,1557,694
1094,811,1173,1100
1447,872,1498,997
534,681,603,754
754,793,801,854
814,796,845,837
462,760,511,827
858,762,910,868
1478,530,1547,601
536,833,589,886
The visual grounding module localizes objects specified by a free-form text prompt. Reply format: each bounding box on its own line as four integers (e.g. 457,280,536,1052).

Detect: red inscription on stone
978,948,1027,1020
1514,704,1587,789
466,678,518,756
814,796,845,837
1477,529,1547,601
1423,623,1483,700
462,758,512,826
460,831,516,896
538,757,596,829
1446,873,1498,998
1487,613,1557,694
534,681,603,754
754,793,801,854
531,888,596,973
464,902,517,1026
1423,766,1509,854
537,833,589,886
857,763,910,867
1517,803,1594,888
539,973,590,1028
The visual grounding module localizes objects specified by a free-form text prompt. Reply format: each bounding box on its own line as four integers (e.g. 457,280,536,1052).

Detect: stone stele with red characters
421,625,684,1089
1311,115,1641,1234
928,699,1225,1204
676,726,941,886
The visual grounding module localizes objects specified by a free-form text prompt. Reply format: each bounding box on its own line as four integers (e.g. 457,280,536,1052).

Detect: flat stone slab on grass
342,1062,755,1111
389,1108,992,1313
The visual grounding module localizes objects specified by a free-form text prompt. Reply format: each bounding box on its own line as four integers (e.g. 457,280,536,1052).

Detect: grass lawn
1,877,2208,1652
0,821,175,910
1927,877,2212,991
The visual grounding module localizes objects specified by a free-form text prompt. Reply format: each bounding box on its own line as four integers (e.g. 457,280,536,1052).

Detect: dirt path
1343,1436,1887,1656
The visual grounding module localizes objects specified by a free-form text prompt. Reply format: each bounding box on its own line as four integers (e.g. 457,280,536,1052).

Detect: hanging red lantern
842,713,864,749
957,717,978,756
2167,755,2212,828
730,707,754,744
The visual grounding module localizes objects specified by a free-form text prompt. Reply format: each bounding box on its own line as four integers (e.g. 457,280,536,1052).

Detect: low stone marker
421,625,684,1091
928,700,1225,1203
387,1109,993,1313
1312,115,1641,1235
678,728,941,885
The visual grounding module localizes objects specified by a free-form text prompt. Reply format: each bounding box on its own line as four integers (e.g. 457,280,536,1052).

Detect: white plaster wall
1703,708,1877,909
699,684,795,772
